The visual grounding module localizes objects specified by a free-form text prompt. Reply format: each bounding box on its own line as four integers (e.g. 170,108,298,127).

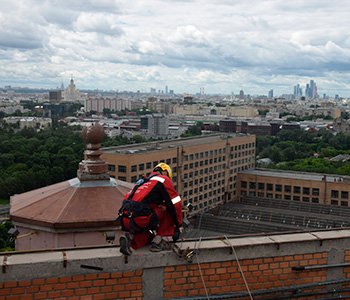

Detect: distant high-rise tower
268,89,273,98
239,90,245,99
165,85,168,94
200,87,205,96
294,84,302,99
305,80,318,99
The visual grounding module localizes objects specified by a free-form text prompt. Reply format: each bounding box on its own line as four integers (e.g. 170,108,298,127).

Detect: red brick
46,278,58,284
175,265,187,271
97,273,110,279
4,281,17,288
19,295,33,300
93,280,105,287
18,281,31,287
0,288,10,296
79,281,92,288
104,292,119,300
34,293,47,300
61,290,74,297
26,286,40,293
59,277,71,283
129,277,142,283
164,266,175,272
131,290,143,297
11,287,25,294
4,296,21,300
175,278,186,284
111,272,123,278
67,282,80,289
123,271,135,277
72,274,84,282
87,287,100,294
47,291,61,298
85,273,98,280
210,262,221,268
216,267,226,274
74,288,87,295
117,291,130,298
101,286,113,293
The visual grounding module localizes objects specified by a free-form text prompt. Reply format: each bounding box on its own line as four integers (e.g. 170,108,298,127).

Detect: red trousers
130,206,175,249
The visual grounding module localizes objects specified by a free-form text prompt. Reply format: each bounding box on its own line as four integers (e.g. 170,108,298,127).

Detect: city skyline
1,1,350,96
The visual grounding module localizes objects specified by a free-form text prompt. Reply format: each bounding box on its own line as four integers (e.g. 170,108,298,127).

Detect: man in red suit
118,163,183,255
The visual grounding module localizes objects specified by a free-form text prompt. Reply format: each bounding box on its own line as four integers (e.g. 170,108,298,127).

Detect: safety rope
195,237,209,300
224,235,254,300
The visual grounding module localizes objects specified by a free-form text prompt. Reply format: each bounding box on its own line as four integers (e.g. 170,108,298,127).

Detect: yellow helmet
153,162,172,179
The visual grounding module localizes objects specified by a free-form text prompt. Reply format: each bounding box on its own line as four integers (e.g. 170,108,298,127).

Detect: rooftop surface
102,133,251,154
240,168,349,182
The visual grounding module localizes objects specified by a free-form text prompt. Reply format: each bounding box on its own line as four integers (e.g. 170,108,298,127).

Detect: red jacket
123,172,182,236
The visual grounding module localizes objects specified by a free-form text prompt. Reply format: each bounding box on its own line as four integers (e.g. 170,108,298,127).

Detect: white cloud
1,0,350,96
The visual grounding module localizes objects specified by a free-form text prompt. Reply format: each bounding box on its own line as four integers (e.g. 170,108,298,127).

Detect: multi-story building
101,134,256,215
140,113,169,137
85,97,132,113
238,169,350,207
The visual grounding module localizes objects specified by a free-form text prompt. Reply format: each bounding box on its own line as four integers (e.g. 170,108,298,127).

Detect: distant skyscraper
200,87,205,96
293,84,302,99
268,89,273,98
239,90,245,99
305,80,318,99
165,85,168,94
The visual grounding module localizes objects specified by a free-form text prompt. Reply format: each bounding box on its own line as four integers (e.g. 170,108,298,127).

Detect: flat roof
240,168,349,182
102,133,253,154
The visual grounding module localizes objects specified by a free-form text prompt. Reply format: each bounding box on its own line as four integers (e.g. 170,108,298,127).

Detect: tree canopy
257,129,350,175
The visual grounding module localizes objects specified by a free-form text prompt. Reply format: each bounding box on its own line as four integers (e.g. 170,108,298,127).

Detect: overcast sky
1,0,350,96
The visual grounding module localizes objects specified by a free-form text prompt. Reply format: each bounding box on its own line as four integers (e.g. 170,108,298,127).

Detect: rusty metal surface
10,178,132,229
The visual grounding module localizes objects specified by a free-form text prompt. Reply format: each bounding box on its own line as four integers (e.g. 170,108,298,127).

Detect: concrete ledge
2,229,350,282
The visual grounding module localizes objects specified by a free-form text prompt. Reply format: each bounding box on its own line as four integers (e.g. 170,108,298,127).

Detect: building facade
85,97,132,113
101,134,256,215
237,169,350,207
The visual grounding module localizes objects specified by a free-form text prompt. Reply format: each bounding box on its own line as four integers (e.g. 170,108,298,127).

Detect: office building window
331,200,338,205
275,184,282,192
258,182,265,190
108,164,115,172
312,188,319,196
131,176,137,183
284,195,291,200
284,185,291,193
118,165,127,173
303,187,310,195
341,201,348,207
275,194,282,199
249,182,256,189
118,176,126,181
293,186,301,194
312,198,319,203
302,197,309,202
267,183,273,191
341,191,349,199
241,181,247,188
331,190,339,198
139,163,145,171
146,162,152,169
293,196,300,201
153,161,158,167
131,165,137,172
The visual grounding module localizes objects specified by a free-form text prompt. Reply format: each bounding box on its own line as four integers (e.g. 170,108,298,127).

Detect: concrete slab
268,233,317,243
311,229,350,240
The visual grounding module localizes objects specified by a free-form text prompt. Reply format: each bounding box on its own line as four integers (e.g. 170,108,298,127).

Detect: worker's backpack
116,176,159,234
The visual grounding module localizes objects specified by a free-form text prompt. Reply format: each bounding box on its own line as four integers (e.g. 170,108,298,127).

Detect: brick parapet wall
2,230,350,299
0,270,143,300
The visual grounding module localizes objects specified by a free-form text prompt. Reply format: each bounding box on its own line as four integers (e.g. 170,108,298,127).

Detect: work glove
172,226,183,242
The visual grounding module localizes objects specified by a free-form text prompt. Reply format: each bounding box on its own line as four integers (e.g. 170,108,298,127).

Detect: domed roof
10,178,132,229
10,123,133,229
